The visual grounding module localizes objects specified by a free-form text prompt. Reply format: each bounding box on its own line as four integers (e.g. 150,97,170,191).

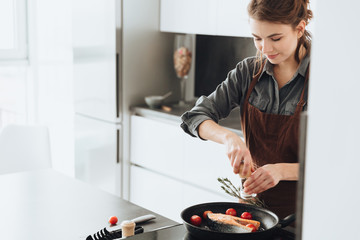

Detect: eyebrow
252,33,283,38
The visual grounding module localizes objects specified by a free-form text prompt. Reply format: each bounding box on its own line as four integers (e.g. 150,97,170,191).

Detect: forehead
249,18,293,36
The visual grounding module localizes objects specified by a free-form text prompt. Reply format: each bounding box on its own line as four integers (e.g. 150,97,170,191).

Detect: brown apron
240,62,309,219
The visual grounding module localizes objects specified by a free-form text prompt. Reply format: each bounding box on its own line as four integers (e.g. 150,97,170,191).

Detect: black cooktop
128,224,295,240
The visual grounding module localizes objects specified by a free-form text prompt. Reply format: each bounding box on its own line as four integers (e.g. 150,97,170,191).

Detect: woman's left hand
243,164,282,194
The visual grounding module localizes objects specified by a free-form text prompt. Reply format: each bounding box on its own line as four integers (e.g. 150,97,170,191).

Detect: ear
296,20,306,38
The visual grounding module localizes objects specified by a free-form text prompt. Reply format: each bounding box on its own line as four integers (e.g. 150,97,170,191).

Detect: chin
266,57,279,64
266,55,287,65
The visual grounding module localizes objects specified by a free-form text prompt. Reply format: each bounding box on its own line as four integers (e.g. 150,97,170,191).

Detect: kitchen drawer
129,166,183,222
183,135,241,195
130,115,184,179
130,166,235,223
130,115,241,204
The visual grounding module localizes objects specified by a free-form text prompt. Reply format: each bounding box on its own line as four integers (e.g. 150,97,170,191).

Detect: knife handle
131,214,156,224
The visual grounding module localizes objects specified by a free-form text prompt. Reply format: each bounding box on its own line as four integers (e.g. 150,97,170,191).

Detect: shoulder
234,56,257,76
227,56,257,86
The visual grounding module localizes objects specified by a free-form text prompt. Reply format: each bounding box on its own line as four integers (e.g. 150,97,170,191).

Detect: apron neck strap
245,59,266,102
299,65,310,102
244,59,310,113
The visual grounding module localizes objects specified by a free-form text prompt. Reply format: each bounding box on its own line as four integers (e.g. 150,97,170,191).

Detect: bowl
145,96,164,109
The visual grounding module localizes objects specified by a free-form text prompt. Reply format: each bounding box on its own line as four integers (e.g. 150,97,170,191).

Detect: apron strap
243,59,310,115
242,59,266,115
245,61,265,104
294,65,310,114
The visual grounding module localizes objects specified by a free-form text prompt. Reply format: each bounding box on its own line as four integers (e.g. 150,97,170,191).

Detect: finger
241,156,252,177
243,168,263,188
232,155,242,174
248,179,274,194
228,153,235,168
244,174,266,193
244,175,268,194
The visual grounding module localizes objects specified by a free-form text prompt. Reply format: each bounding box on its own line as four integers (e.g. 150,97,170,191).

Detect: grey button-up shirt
181,54,310,138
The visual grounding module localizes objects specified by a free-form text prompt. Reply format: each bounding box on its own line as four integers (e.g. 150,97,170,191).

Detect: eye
272,38,281,42
254,38,261,42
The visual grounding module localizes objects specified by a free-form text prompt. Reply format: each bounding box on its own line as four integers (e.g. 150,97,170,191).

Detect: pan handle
278,214,296,228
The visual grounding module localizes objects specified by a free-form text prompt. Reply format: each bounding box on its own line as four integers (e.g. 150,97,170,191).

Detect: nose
261,39,273,54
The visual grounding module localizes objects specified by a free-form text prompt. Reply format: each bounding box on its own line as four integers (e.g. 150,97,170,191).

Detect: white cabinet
129,115,240,222
216,0,251,37
183,135,240,196
130,165,233,222
130,166,183,222
75,114,120,196
160,0,218,35
130,115,184,180
160,0,251,37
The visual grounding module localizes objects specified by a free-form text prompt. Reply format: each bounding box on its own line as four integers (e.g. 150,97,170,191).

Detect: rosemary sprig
217,177,266,208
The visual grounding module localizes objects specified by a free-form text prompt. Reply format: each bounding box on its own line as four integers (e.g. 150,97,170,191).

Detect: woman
181,0,313,218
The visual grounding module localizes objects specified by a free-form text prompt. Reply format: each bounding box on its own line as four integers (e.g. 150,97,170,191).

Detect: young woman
181,0,313,218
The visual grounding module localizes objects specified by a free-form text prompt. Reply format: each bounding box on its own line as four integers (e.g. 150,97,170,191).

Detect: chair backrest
0,124,51,174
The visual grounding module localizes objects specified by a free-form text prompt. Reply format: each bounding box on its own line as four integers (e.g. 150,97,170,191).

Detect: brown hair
248,0,313,77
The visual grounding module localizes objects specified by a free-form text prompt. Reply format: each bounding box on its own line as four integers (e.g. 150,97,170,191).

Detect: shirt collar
258,54,310,80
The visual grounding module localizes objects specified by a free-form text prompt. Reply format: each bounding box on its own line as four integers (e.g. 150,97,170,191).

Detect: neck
273,45,307,88
277,45,306,71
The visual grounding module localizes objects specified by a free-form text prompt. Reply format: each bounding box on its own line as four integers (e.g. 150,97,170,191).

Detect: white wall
303,1,360,239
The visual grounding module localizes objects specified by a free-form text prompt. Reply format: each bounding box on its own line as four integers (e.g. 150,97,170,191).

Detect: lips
267,54,279,60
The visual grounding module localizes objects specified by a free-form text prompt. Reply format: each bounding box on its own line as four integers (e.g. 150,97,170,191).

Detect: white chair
0,124,52,174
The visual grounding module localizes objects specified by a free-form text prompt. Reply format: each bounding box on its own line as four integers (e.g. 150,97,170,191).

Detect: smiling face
250,18,303,65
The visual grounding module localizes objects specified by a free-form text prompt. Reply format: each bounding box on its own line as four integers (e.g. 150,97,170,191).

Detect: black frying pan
181,202,295,240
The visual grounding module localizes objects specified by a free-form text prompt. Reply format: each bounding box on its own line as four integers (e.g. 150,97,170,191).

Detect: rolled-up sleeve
180,59,251,138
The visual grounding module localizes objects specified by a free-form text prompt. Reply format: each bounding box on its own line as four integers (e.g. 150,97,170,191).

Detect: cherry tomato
240,212,252,220
203,210,212,219
108,216,118,225
190,215,202,226
246,223,257,232
225,208,237,216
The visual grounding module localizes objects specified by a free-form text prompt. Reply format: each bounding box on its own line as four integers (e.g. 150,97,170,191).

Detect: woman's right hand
224,132,254,176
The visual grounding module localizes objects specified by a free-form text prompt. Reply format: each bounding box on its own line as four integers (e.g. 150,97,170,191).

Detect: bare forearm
198,119,252,175
276,163,299,181
198,120,238,144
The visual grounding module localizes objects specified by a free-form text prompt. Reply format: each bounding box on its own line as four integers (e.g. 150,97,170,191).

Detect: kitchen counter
131,102,243,136
0,169,178,240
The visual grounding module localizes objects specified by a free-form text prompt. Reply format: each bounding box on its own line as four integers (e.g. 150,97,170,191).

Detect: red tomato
225,208,237,216
108,216,118,225
240,212,252,220
246,223,257,232
203,210,212,219
190,215,202,226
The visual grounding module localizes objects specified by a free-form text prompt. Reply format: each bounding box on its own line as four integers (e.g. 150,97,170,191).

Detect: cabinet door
183,134,242,197
217,0,252,37
130,165,234,223
130,166,183,222
74,114,120,196
182,182,235,210
160,0,251,37
130,116,184,179
160,0,217,35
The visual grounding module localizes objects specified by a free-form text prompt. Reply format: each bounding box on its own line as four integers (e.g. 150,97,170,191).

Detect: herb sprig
217,177,266,208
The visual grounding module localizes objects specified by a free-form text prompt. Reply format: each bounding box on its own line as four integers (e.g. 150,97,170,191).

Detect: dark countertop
0,169,178,240
131,102,243,136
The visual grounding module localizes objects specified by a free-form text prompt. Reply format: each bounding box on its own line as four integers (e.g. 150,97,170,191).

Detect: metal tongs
86,214,156,240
